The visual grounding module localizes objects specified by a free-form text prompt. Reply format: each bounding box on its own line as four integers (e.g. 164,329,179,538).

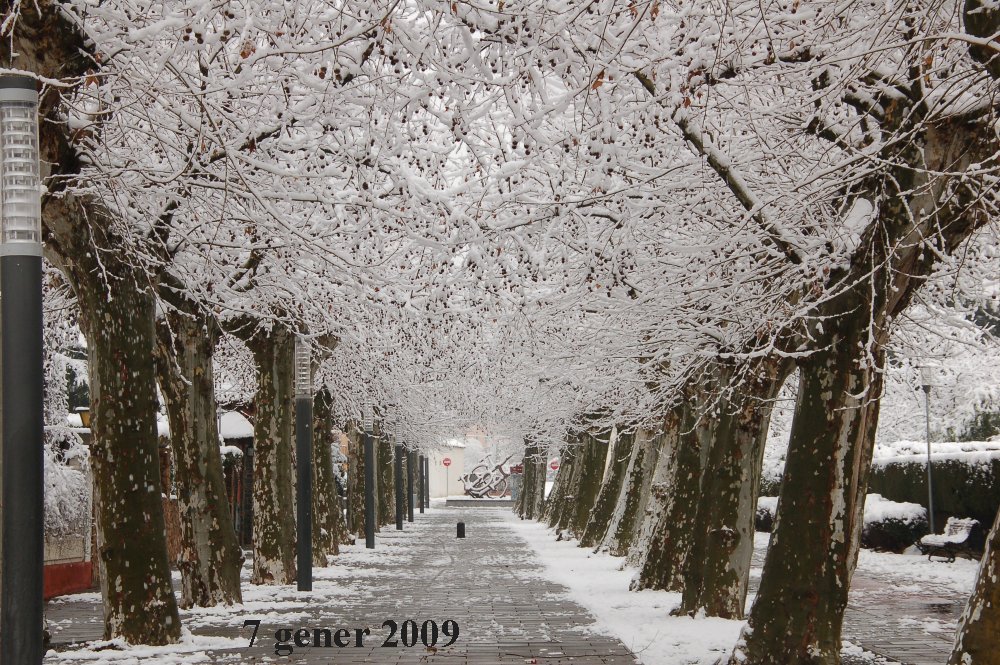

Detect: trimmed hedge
756,494,929,553
867,455,1000,533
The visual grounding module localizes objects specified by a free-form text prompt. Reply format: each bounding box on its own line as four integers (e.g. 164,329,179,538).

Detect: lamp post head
920,365,937,393
362,399,373,432
0,75,41,256
294,336,311,398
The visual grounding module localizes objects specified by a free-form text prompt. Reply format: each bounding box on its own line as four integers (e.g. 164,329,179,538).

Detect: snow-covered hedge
860,494,928,552
756,494,928,551
868,441,1000,531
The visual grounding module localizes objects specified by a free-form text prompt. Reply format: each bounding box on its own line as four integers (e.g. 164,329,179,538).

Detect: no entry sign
549,460,559,471
442,457,452,467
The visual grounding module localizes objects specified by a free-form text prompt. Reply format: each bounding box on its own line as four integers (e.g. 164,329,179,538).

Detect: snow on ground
505,513,744,665
45,525,427,663
510,518,970,665
47,631,244,664
855,547,979,596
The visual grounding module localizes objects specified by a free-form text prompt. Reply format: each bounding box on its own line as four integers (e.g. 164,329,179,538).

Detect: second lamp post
363,400,376,548
294,337,313,591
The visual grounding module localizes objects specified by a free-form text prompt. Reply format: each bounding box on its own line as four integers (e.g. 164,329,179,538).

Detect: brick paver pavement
45,506,639,664
748,545,964,665
45,507,970,665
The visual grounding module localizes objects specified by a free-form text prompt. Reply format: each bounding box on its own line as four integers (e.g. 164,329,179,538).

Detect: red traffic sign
549,460,559,471
442,457,452,467
510,464,524,474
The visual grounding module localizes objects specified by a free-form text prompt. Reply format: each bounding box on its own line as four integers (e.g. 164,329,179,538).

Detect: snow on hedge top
220,411,254,439
864,494,926,525
758,494,926,526
872,440,1000,467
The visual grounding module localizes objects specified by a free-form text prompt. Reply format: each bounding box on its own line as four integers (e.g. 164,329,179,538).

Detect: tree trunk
346,423,365,535
518,441,547,520
544,436,580,529
603,428,662,557
633,400,703,591
377,430,395,526
678,359,790,619
529,445,547,519
733,310,883,664
515,443,529,517
154,310,243,608
312,387,339,565
949,506,1000,665
567,430,610,537
73,265,181,643
580,429,634,548
627,418,679,569
20,2,180,640
246,328,296,585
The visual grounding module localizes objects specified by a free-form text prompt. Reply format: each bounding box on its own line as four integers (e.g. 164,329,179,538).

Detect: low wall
44,561,93,599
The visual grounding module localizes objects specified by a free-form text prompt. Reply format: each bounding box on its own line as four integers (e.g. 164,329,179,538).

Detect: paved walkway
45,509,972,665
748,545,965,665
45,506,638,664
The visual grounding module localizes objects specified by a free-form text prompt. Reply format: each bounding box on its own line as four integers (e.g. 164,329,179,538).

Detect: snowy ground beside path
509,515,967,665
504,514,742,665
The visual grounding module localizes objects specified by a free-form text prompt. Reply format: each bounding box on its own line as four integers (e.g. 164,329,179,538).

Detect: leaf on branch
240,40,256,59
592,70,605,90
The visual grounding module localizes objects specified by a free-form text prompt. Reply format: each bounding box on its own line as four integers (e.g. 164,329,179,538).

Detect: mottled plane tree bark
544,434,580,530
567,429,611,537
579,429,634,547
677,357,791,618
736,116,996,664
154,303,243,607
236,324,297,585
15,0,181,643
602,428,662,557
632,397,703,592
312,387,341,563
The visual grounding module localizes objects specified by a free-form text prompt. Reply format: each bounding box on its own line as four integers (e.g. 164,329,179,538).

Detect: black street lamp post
0,73,44,665
921,366,937,533
294,337,312,591
423,456,430,509
406,448,415,522
363,400,376,548
0,74,44,665
418,453,425,514
393,424,404,530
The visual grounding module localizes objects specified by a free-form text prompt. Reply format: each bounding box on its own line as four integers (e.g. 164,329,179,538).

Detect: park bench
916,517,982,562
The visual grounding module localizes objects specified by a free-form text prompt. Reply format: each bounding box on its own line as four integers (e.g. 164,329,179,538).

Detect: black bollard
457,522,466,538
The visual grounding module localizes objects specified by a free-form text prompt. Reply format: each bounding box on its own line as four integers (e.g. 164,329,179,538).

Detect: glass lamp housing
0,77,40,253
920,365,936,390
362,399,373,432
294,337,311,398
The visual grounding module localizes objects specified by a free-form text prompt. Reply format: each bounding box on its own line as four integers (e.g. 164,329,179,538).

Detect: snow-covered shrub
220,445,244,469
44,426,90,537
755,496,778,532
860,494,928,552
